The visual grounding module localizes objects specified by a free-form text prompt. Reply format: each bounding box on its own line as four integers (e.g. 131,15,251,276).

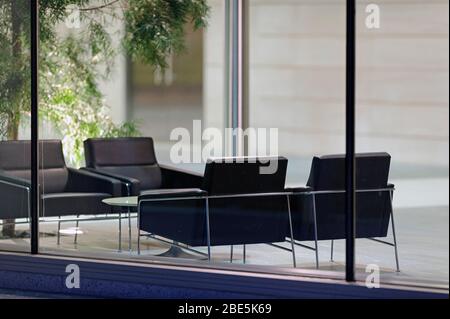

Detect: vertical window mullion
345,0,357,282
30,0,39,255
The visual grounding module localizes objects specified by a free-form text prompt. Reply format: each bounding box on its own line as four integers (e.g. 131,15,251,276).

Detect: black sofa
0,140,122,244
83,137,203,196
287,153,399,271
137,157,297,266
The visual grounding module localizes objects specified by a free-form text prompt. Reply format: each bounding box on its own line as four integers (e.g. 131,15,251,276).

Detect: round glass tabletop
103,196,138,207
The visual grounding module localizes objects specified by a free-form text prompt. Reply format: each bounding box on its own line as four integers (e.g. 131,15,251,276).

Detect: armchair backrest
84,137,162,190
307,152,391,191
202,157,289,246
291,153,392,241
0,140,69,193
202,157,288,195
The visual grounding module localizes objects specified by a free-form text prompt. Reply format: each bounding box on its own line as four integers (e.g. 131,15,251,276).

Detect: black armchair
287,153,399,271
83,137,203,196
0,170,30,220
0,140,122,244
137,157,297,266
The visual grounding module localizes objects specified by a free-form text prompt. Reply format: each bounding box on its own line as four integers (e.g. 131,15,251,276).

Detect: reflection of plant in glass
40,36,141,166
0,0,209,236
0,1,31,141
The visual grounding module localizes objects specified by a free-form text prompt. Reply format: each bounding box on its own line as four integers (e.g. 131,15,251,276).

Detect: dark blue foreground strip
0,253,447,299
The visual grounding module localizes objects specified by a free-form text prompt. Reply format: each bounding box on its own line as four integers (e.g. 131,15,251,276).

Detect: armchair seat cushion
100,165,162,190
41,192,112,217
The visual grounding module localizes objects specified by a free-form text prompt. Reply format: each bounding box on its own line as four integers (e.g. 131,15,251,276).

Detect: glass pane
247,0,346,272
130,23,205,173
38,0,226,262
355,1,449,287
0,0,31,252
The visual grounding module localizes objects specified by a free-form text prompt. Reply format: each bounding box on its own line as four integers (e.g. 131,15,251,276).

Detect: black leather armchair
0,170,30,220
83,137,203,196
137,157,297,266
0,140,122,243
287,153,399,271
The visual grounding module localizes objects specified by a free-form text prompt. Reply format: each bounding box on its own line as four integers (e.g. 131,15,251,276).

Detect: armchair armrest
160,164,203,189
66,168,122,196
0,171,31,219
285,186,313,194
139,188,207,202
81,168,141,196
287,185,394,196
0,170,31,189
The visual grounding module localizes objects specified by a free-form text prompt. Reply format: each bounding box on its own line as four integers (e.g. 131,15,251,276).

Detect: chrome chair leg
118,212,122,252
312,194,319,269
230,246,234,263
205,198,212,262
74,215,80,244
330,240,335,262
128,208,132,252
390,191,400,272
137,231,141,255
124,183,131,252
287,195,297,268
137,200,141,255
57,217,61,245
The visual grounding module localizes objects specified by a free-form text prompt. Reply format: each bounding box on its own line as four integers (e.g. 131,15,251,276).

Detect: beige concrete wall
97,10,128,125
204,0,449,167
203,0,227,133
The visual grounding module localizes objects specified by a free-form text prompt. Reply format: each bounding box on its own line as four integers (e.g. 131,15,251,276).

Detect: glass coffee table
103,196,138,208
103,196,203,259
102,197,137,252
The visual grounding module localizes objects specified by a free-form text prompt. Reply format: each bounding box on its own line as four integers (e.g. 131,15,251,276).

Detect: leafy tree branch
0,0,209,236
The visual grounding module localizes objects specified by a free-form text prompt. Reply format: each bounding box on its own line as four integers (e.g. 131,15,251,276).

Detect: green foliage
0,0,209,166
40,35,140,165
38,0,209,68
0,0,31,137
124,0,208,68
